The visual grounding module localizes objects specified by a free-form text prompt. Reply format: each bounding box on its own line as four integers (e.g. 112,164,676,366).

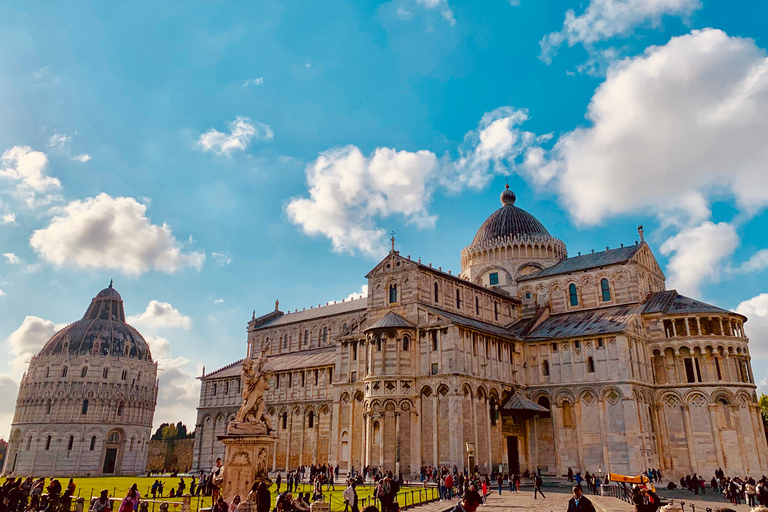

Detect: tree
162,424,178,441
176,422,188,439
151,423,169,441
759,394,768,423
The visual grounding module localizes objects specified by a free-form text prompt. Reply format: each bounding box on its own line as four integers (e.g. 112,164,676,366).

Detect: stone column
329,401,341,467
433,396,439,466
597,399,611,474
732,405,748,474
314,414,320,465
285,412,293,471
575,399,586,471
472,394,479,471
348,400,355,470
299,412,305,468
708,404,725,470
485,398,493,471
681,405,697,473
412,399,422,472
395,411,401,475
359,408,366,469
364,413,371,467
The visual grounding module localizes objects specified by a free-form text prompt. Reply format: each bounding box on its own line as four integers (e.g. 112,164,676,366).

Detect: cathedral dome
471,185,552,245
37,282,152,361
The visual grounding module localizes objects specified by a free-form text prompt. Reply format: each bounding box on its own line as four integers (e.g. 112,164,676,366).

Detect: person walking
534,474,546,499
497,475,503,495
343,481,359,512
211,458,225,503
276,473,282,494
567,485,596,512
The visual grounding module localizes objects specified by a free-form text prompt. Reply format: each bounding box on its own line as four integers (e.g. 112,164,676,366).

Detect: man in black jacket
567,486,596,512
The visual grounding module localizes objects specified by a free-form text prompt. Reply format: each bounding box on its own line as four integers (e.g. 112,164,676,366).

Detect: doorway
103,448,117,473
506,437,520,474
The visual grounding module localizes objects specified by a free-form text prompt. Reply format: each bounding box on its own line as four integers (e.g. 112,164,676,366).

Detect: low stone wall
146,438,195,473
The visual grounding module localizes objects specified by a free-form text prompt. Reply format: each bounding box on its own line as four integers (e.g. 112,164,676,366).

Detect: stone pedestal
219,434,278,502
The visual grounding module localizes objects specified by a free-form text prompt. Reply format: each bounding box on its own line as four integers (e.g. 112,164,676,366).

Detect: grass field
41,476,441,512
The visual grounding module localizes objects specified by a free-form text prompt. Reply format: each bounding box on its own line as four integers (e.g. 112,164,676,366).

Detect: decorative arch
555,389,576,405
421,385,433,398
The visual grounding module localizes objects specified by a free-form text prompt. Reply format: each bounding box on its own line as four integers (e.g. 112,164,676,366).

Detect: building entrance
506,437,520,474
103,448,117,473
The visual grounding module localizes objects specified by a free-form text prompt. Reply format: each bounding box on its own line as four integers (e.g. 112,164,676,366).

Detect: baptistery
2,283,158,476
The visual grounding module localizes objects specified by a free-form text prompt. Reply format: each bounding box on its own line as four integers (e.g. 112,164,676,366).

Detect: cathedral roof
423,306,520,340
643,290,739,317
365,312,414,331
37,283,152,361
518,244,644,281
252,297,367,330
510,304,642,340
471,185,553,245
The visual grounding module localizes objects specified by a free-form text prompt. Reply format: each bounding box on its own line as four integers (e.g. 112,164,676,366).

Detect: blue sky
1,0,768,434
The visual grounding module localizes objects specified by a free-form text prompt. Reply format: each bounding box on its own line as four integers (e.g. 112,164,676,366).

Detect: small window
352,343,358,361
456,289,461,309
46,367,50,378
431,363,439,375
212,383,217,395
389,284,398,303
67,436,74,451
276,374,280,388
489,397,498,425
130,438,135,451
494,302,499,321
376,339,382,352
551,343,558,352
434,282,439,303
26,436,32,450
525,292,532,300
475,297,480,315
542,360,550,376
328,368,333,383
224,381,229,394
81,367,88,378
82,399,89,415
600,279,611,302
61,366,68,378
587,357,595,373
282,412,288,430
431,331,438,351
597,338,604,349
90,436,96,451
574,340,581,350
138,371,142,381
350,371,357,383
695,358,703,382
304,330,309,345
715,357,722,380
46,401,52,414
301,372,305,387
103,368,109,379
314,369,319,386
684,358,696,383
289,374,293,387
537,396,551,419
569,284,578,306
472,335,477,356
308,411,315,429
402,336,410,351
322,327,328,344
117,402,124,416
489,273,499,286
45,435,51,450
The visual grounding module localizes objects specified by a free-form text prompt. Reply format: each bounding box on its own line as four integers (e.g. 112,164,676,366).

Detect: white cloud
153,356,201,433
3,253,20,264
345,285,369,301
0,146,62,207
7,316,65,374
528,29,768,227
540,0,700,63
415,0,455,26
0,375,19,439
197,116,273,156
127,300,192,330
734,294,768,358
30,193,205,275
214,298,224,304
0,289,5,296
243,77,264,87
212,252,232,266
48,133,72,147
72,154,91,163
660,221,738,297
145,335,171,359
734,249,768,274
287,146,439,257
1,212,16,225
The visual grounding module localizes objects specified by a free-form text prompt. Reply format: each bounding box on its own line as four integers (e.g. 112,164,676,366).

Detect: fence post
76,498,85,512
182,494,192,512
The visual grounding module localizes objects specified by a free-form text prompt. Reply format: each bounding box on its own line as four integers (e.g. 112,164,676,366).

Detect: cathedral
193,185,766,479
2,284,158,476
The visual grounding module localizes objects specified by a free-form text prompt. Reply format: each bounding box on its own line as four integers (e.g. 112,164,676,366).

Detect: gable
631,244,666,280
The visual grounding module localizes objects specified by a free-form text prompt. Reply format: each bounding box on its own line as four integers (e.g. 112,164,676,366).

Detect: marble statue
228,340,274,436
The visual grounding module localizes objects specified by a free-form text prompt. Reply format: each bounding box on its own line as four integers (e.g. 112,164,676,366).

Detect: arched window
308,411,315,429
117,402,124,416
434,282,439,303
719,399,732,428
81,367,88,378
587,357,595,373
90,436,96,451
489,397,498,426
304,330,309,345
542,360,550,377
45,435,51,450
45,400,52,414
389,284,398,304
600,279,611,302
456,289,461,309
282,412,288,430
322,327,328,344
102,368,109,379
373,422,381,444
569,284,579,306
61,366,68,378
26,436,32,450
475,297,480,315
82,399,89,415
108,432,119,443
130,437,135,451
402,336,410,351
67,436,74,451
352,343,358,360
377,339,382,352
537,396,551,419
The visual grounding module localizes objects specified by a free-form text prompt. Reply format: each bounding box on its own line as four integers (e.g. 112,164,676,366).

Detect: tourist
480,479,488,505
497,474,503,495
118,488,138,512
534,473,545,499
567,468,574,482
256,482,271,512
190,478,196,496
170,489,176,498
229,495,241,512
567,485,596,512
178,478,186,496
292,493,309,512
514,473,521,492
158,481,164,497
343,481,359,512
448,489,482,512
214,497,229,512
91,490,112,512
211,458,225,503
277,492,294,512
151,481,159,499
276,473,282,493
446,473,454,499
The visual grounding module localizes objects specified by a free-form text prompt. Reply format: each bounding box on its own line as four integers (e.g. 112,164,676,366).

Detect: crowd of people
0,477,77,512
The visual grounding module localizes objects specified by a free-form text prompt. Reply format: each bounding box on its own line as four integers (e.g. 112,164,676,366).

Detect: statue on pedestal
228,341,275,436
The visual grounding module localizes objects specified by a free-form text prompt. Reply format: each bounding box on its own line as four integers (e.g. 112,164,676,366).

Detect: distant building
2,283,159,476
194,186,767,478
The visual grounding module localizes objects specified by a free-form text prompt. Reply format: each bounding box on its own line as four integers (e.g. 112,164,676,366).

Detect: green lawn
37,476,442,512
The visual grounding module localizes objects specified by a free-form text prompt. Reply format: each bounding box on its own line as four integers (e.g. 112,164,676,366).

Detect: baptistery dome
39,281,152,361
3,283,158,477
